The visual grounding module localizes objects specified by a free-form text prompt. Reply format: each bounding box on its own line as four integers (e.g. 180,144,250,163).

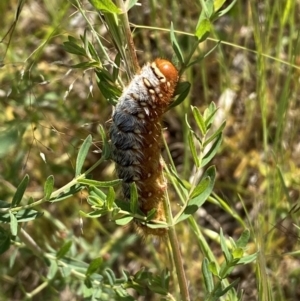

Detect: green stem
116,0,140,76
162,172,190,301
1,156,105,213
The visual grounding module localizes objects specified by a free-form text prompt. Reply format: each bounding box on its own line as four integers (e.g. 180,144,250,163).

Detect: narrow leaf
47,260,58,280
192,106,206,135
130,183,138,214
201,133,222,167
11,174,29,207
112,53,121,81
168,81,191,110
204,102,217,127
170,22,184,64
203,120,226,148
202,258,214,293
195,19,211,41
78,178,122,187
50,184,84,202
175,166,216,223
208,261,219,277
56,241,72,259
75,135,92,176
236,229,250,248
188,131,200,168
214,0,227,11
89,0,121,13
44,175,54,200
237,252,257,264
213,0,238,20
220,228,232,262
99,124,111,160
86,257,103,276
115,215,133,226
9,212,18,236
105,268,116,285
106,186,115,210
217,278,240,297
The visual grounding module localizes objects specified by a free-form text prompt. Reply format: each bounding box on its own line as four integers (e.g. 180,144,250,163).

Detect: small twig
116,0,140,76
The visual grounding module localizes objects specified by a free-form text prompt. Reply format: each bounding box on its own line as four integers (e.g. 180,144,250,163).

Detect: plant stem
0,156,105,214
162,172,190,301
116,0,140,76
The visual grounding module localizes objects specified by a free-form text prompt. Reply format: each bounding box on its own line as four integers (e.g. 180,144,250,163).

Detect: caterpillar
110,58,179,236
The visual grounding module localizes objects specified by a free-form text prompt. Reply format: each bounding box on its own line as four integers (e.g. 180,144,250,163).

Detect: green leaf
56,241,72,259
188,131,200,168
202,258,214,293
130,183,138,214
115,215,133,226
170,22,184,64
203,120,226,147
112,53,121,82
75,135,92,176
214,0,227,11
89,186,106,201
96,71,121,106
47,260,58,280
216,278,240,297
80,209,109,218
237,252,257,264
208,261,219,277
44,175,54,200
63,38,87,56
9,212,18,236
195,18,211,41
0,226,11,254
86,257,103,276
236,229,250,248
88,0,121,13
16,209,43,222
232,248,244,259
192,106,206,135
104,268,116,285
11,174,29,207
220,228,232,262
106,186,115,210
201,133,222,168
50,184,84,202
146,208,157,221
88,41,100,61
70,61,100,69
78,178,122,187
204,102,217,127
143,221,168,229
87,195,104,207
168,81,191,110
127,0,139,11
175,166,216,223
99,124,111,160
213,0,238,20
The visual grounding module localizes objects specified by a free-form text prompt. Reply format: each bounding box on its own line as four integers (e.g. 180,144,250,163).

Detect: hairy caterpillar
110,59,179,236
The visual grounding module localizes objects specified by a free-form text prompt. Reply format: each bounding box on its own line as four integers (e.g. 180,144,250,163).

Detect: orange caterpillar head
150,59,179,108
154,58,178,87
154,59,178,90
